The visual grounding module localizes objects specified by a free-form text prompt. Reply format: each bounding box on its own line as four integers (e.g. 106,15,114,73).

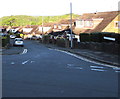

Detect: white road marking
113,67,120,70
52,48,118,68
67,64,83,70
67,66,83,70
74,67,83,69
67,64,74,66
21,49,28,55
30,61,35,63
48,48,54,50
11,62,15,64
90,66,104,69
115,71,120,73
22,60,29,64
91,69,106,72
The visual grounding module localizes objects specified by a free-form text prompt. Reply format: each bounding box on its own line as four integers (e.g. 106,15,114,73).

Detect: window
58,25,62,29
114,21,120,28
84,20,93,27
76,20,84,27
54,24,57,29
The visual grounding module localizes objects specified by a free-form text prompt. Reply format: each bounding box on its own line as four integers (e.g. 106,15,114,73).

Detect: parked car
10,35,16,39
13,38,24,47
31,35,38,40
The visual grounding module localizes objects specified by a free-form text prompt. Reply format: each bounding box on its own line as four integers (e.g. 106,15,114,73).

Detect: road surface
2,40,119,97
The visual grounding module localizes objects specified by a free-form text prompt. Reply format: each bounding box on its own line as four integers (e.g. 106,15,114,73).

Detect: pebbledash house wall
102,14,120,33
75,18,103,29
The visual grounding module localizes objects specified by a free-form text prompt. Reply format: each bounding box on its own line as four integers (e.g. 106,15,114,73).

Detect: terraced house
74,11,120,34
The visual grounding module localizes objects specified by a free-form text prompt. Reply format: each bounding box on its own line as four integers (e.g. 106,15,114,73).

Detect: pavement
1,47,24,55
0,40,119,67
44,43,120,67
0,39,24,55
0,45,24,55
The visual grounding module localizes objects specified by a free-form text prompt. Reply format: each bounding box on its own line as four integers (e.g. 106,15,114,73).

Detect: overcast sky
0,0,119,17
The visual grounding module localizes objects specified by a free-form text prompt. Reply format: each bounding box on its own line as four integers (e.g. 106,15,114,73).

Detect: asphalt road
2,40,119,97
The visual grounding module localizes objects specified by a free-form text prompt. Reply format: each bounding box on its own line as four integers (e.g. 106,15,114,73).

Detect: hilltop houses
0,11,119,39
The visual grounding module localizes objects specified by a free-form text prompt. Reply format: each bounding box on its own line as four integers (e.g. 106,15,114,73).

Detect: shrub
42,35,51,44
115,33,120,44
90,32,103,42
80,32,119,43
2,35,10,47
102,32,119,43
80,33,90,42
56,38,66,47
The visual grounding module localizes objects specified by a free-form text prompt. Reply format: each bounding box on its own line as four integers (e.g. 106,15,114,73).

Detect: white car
13,38,24,47
10,35,16,39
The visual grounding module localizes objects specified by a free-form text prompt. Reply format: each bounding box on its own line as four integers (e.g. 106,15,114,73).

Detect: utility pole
70,2,73,48
42,16,44,35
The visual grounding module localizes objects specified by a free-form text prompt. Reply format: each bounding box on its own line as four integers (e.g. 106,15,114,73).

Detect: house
0,26,10,33
0,27,4,32
9,26,20,33
35,26,52,35
74,11,120,34
52,19,75,32
102,14,120,33
22,25,33,34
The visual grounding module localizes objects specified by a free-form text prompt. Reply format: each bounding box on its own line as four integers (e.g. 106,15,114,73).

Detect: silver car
13,38,24,47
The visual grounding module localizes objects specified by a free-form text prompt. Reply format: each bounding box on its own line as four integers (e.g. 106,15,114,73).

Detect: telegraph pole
42,16,44,35
70,2,73,48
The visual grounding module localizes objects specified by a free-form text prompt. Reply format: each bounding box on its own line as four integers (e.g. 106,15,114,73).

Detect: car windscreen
15,39,23,41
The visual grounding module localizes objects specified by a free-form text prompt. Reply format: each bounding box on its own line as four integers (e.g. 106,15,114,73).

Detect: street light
70,2,73,48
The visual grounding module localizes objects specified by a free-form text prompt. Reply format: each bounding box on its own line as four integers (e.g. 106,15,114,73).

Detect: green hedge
90,32,103,42
2,35,10,47
80,33,90,42
42,35,51,44
80,32,120,43
56,38,66,47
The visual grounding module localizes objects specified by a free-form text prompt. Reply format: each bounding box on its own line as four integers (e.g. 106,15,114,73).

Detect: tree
2,16,16,27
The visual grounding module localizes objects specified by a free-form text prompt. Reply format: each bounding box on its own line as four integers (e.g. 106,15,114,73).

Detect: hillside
0,14,80,26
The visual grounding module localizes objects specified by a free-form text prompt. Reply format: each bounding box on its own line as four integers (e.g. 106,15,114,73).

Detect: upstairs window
58,25,62,29
54,24,57,29
114,21,120,28
76,20,84,27
84,20,93,28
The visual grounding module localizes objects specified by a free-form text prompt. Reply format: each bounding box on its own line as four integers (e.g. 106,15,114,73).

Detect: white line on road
115,71,120,73
22,60,29,65
52,48,118,68
113,67,120,70
21,49,28,55
67,66,83,70
11,62,15,65
30,61,35,63
74,67,83,70
91,69,106,72
90,66,104,69
67,64,74,66
48,48,54,50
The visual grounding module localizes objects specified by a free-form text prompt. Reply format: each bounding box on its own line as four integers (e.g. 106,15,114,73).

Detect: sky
0,0,119,18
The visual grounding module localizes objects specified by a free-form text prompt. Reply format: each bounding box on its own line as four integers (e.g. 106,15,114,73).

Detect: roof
74,11,120,34
58,19,76,24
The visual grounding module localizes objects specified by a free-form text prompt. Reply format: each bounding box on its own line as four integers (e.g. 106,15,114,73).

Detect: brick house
74,11,120,34
102,14,120,33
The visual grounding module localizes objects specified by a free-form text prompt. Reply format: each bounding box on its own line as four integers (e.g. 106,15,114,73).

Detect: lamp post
70,2,73,48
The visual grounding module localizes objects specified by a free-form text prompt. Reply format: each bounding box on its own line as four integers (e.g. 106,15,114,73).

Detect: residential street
2,40,119,97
